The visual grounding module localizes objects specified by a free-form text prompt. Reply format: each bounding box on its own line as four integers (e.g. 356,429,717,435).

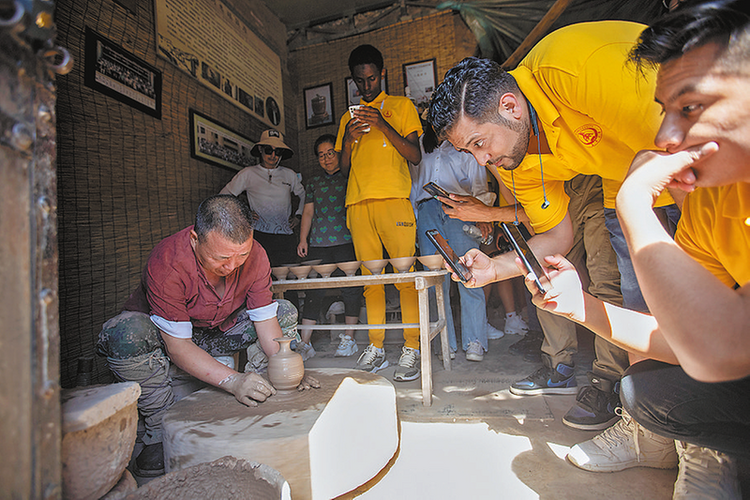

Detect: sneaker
465,341,484,362
508,329,543,356
673,441,741,500
133,442,165,477
504,313,529,335
355,344,388,373
436,348,456,361
487,323,505,340
563,374,620,430
296,341,316,361
334,334,358,357
567,408,678,472
509,357,577,395
393,346,420,382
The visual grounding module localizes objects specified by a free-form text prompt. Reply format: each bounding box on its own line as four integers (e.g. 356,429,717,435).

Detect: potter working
96,194,319,477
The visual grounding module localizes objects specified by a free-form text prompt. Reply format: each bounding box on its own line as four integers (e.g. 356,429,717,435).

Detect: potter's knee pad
97,311,163,359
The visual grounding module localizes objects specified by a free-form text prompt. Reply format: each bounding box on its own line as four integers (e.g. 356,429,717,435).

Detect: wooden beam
501,0,575,69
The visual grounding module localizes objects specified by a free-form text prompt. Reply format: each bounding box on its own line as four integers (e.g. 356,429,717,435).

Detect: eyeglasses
317,149,337,160
262,145,283,156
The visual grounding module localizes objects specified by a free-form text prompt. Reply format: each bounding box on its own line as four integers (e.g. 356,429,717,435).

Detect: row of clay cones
271,255,445,280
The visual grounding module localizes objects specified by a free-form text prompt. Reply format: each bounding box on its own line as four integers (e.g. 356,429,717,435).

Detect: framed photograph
345,71,389,107
84,27,162,119
403,58,437,114
345,77,361,107
303,82,334,129
189,109,255,171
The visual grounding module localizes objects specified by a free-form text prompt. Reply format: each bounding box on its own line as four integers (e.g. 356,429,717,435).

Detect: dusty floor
131,300,749,499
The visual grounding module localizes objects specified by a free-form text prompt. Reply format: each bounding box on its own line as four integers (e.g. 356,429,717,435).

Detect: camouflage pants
96,300,298,444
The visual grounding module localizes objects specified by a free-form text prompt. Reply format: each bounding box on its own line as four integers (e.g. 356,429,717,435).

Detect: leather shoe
133,442,165,477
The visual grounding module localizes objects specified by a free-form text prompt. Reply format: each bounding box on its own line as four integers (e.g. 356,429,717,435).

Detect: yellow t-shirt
501,20,674,233
675,182,750,289
335,91,422,206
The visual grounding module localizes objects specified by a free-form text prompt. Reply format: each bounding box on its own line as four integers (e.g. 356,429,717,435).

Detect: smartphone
425,229,473,283
500,222,547,294
422,182,455,203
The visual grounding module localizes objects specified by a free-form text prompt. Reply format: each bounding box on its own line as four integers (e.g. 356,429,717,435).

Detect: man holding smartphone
429,20,680,436
522,2,749,495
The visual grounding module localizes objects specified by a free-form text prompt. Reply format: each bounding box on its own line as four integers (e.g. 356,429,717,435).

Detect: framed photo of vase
303,82,334,129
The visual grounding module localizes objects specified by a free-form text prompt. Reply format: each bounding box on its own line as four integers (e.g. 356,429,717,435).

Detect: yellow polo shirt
335,91,422,206
675,183,750,288
501,20,674,233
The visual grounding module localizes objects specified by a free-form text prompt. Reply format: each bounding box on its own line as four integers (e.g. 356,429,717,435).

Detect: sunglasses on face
262,145,283,156
317,149,336,160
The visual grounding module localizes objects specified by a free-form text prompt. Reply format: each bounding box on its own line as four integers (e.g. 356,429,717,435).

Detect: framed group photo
189,109,255,171
303,82,334,129
84,27,162,119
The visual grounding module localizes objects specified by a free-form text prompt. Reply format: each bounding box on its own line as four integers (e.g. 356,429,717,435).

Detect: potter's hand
218,372,277,407
453,248,496,288
517,254,586,323
440,194,490,221
618,142,718,209
296,373,320,392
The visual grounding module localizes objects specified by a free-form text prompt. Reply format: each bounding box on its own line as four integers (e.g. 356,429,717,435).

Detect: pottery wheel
162,368,398,500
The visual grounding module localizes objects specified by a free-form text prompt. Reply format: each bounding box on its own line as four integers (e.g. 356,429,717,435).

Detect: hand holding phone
500,222,547,294
425,229,473,283
422,182,453,200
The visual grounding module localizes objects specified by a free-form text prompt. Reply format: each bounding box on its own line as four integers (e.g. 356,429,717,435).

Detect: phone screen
500,222,547,294
425,229,473,282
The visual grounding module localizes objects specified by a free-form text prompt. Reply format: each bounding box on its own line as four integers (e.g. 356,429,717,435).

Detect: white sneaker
393,346,420,382
355,344,388,373
487,323,505,340
465,341,484,362
504,313,529,335
673,442,741,500
567,408,678,472
296,341,316,361
334,334,358,357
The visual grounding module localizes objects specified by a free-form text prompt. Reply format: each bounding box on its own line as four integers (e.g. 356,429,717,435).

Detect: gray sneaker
393,346,420,382
465,341,484,362
355,344,388,373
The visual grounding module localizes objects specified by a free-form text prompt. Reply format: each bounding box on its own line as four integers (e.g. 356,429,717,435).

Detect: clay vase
267,337,304,391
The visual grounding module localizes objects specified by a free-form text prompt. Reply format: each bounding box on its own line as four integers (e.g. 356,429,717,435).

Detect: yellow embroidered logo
395,221,414,227
383,110,393,118
575,124,603,147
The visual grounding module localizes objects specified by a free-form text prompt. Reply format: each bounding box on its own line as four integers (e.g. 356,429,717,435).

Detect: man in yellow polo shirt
519,2,750,494
335,44,423,382
429,21,680,431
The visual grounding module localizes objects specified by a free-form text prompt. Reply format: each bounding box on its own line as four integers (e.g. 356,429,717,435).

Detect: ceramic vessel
313,263,337,278
267,337,304,391
362,259,388,275
337,261,361,277
289,265,312,280
418,255,445,271
390,256,416,273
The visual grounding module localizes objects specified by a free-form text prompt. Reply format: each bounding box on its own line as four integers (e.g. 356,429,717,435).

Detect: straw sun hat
250,129,294,160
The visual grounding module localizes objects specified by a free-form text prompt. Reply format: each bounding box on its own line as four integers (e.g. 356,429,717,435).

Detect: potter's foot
133,442,165,477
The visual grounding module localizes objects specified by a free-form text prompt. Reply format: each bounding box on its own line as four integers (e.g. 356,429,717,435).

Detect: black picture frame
303,82,335,129
344,71,389,108
84,27,162,119
189,109,256,171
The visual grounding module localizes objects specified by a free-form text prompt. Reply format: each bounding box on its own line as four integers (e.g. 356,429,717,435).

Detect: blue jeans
622,360,750,459
604,205,681,313
416,198,488,352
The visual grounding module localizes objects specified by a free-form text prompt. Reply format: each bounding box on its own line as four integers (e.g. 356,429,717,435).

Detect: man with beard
429,21,680,435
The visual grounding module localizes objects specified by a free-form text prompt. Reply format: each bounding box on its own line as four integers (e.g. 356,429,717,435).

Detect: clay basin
272,266,290,280
289,265,312,280
389,256,416,273
313,263,337,278
300,259,322,267
363,259,388,275
418,254,445,271
337,261,361,277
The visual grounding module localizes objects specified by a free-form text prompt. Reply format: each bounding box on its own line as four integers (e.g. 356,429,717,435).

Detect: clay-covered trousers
537,175,628,382
96,300,299,444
